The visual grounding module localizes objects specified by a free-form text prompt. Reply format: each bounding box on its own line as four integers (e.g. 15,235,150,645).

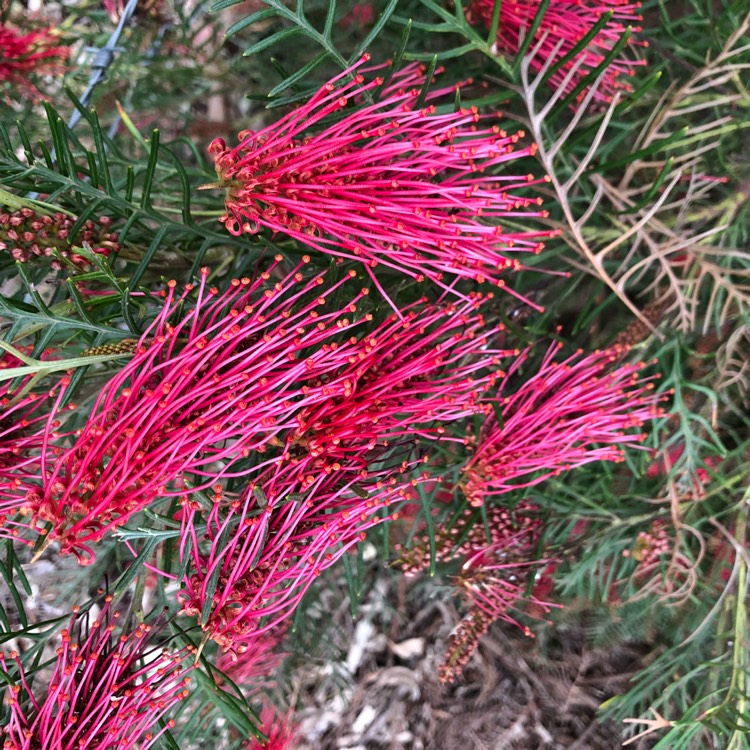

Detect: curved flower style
216,627,286,689
396,501,553,682
209,56,556,307
6,259,506,562
467,0,646,106
0,347,71,541
0,597,193,750
461,342,665,506
0,23,67,100
245,703,297,750
178,457,423,650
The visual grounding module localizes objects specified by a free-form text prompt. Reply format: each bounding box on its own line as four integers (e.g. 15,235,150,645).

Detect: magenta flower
0,348,71,542
455,530,553,636
8,259,505,562
0,349,66,472
461,343,665,507
467,0,647,106
8,260,366,561
245,703,297,750
339,2,376,29
0,23,67,100
171,283,511,650
177,462,420,651
0,596,193,750
209,56,556,306
396,501,553,682
216,627,286,689
442,505,554,683
283,291,512,473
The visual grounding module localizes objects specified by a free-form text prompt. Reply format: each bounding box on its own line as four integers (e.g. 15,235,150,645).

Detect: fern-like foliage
603,504,750,749
213,0,405,104
520,11,750,335
0,93,267,355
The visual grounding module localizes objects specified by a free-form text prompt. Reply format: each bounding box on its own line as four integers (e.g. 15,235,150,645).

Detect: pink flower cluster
0,22,67,100
245,703,297,750
217,628,297,749
0,258,510,565
0,42,669,720
462,341,664,506
397,501,554,682
209,56,558,307
467,0,647,106
0,596,193,750
394,338,664,680
0,257,665,672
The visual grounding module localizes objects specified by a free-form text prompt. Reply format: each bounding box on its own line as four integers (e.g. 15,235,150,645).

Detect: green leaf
486,0,502,46
140,130,161,210
621,157,676,214
417,482,437,575
113,538,162,597
594,126,689,172
415,55,438,108
323,0,337,39
200,522,234,627
128,225,169,290
419,42,481,61
0,542,29,629
225,7,278,36
211,0,245,9
243,28,302,57
375,19,412,97
189,661,263,739
268,51,331,96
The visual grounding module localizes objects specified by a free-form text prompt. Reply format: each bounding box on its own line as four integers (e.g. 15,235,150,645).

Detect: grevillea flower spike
0,23,68,100
209,56,557,308
7,258,508,562
466,1,647,106
245,703,297,750
0,596,193,750
462,342,665,507
6,259,369,561
178,461,422,651
396,501,554,682
173,287,512,650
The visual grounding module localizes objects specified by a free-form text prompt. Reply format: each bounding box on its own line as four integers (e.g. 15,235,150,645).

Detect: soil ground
289,573,657,750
